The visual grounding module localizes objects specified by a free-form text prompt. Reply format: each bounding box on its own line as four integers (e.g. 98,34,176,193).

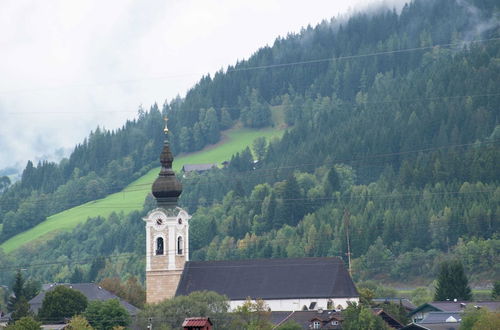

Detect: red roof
182,317,212,327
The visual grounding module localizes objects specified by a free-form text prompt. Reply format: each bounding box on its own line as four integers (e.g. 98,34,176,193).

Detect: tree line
0,0,498,287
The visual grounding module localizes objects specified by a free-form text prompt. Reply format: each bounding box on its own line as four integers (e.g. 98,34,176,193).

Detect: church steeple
151,117,182,208
144,116,190,303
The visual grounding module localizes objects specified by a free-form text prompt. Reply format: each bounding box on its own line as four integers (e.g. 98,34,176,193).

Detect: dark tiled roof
373,298,417,311
430,301,500,312
176,257,358,300
271,310,343,329
402,323,460,330
410,301,500,316
420,312,462,324
416,323,460,330
29,283,140,316
371,308,404,328
269,311,294,325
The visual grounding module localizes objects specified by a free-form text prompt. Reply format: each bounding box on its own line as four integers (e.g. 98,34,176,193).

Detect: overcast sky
0,0,405,172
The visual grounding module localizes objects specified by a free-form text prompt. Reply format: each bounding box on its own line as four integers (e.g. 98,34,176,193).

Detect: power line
225,37,500,73
4,91,500,116
0,138,497,209
0,188,494,210
3,217,498,271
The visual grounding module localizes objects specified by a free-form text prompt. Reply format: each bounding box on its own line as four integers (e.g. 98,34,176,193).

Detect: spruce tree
491,281,500,301
7,270,25,312
434,260,472,301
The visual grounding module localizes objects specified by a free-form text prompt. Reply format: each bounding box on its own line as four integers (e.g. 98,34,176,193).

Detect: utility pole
343,208,352,277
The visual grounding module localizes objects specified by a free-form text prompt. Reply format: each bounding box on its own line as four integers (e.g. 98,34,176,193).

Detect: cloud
0,0,405,171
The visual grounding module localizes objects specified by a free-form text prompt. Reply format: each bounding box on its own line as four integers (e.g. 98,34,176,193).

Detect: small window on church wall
156,237,164,255
177,236,183,255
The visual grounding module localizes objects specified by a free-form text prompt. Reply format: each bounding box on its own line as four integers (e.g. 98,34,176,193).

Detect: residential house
373,298,416,313
181,164,217,175
409,301,500,323
401,311,462,330
271,310,343,329
29,283,140,317
270,308,404,329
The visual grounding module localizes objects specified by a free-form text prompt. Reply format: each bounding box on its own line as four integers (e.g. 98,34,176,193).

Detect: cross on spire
163,116,169,134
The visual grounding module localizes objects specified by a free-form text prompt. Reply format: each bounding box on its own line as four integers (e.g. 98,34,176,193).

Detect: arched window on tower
177,236,183,255
156,237,164,255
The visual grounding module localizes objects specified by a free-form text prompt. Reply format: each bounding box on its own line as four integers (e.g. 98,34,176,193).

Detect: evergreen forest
0,0,499,289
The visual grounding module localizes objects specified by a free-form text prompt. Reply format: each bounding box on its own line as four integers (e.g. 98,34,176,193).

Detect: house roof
41,325,68,330
0,311,11,323
371,308,404,328
410,301,500,316
269,311,294,326
271,310,343,329
402,323,460,330
182,164,217,172
420,312,462,324
29,283,140,316
182,317,213,326
176,257,359,300
373,298,417,311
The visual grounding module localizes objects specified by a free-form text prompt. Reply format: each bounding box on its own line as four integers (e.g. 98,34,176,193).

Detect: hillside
0,0,498,288
0,127,283,253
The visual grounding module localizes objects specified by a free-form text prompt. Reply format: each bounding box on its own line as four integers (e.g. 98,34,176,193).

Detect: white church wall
229,297,359,311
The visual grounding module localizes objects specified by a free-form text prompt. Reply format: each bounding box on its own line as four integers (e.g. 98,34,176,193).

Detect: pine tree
492,281,500,301
11,297,30,321
70,267,84,283
325,167,341,195
7,270,25,312
434,260,472,301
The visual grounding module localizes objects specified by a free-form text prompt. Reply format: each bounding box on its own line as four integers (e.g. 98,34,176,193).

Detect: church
143,123,359,311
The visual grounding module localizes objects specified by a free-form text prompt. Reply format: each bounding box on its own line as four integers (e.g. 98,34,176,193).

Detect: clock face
156,218,163,225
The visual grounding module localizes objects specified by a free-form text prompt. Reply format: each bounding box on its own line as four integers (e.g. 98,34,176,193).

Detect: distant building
409,301,500,323
181,164,217,174
271,310,343,329
270,308,404,329
373,298,416,313
402,312,462,330
0,311,9,329
41,325,68,330
144,130,359,310
371,308,404,329
29,283,140,317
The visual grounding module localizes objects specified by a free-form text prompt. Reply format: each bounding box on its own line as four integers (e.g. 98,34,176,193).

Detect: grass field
1,127,284,253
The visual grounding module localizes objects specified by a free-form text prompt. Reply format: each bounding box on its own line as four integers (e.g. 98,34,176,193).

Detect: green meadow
1,127,283,253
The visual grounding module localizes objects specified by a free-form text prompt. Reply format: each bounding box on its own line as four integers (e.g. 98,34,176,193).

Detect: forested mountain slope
0,0,498,286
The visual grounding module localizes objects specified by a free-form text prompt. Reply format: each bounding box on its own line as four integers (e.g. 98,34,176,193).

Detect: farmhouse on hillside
181,163,217,175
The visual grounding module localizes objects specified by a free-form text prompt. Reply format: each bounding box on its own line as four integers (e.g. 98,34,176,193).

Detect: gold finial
163,116,169,134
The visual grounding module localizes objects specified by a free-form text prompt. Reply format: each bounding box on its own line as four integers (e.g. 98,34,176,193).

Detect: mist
0,0,408,173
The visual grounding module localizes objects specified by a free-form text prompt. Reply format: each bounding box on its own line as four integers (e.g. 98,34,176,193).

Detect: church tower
143,119,190,303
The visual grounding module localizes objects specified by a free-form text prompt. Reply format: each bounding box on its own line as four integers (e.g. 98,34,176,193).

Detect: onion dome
152,118,182,208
